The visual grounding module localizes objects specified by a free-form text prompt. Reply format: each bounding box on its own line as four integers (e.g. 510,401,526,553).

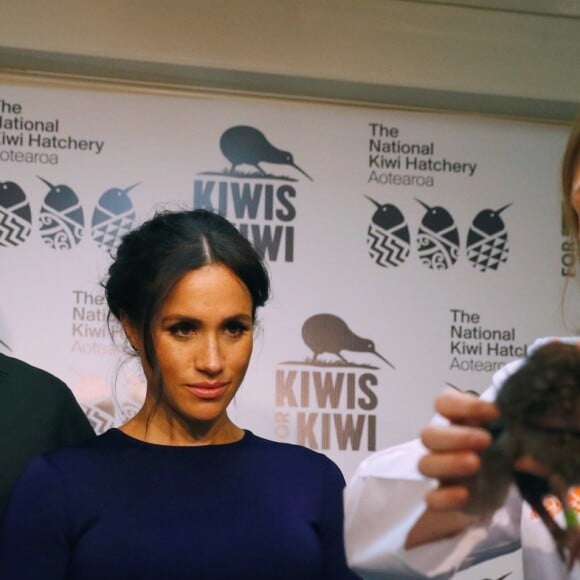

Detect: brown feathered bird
465,341,580,568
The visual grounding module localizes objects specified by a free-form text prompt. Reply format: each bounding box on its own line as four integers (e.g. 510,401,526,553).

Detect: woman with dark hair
344,119,580,579
0,209,359,580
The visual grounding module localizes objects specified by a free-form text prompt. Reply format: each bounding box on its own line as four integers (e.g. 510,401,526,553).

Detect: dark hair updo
104,209,270,370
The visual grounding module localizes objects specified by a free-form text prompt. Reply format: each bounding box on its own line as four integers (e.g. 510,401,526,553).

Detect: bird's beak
292,163,313,182
124,183,140,194
415,198,431,211
37,176,54,189
374,350,395,369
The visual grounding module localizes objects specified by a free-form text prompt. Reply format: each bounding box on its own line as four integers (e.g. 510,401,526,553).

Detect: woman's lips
184,383,228,399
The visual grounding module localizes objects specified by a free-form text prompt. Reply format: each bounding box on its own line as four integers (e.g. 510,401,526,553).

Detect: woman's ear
120,313,141,353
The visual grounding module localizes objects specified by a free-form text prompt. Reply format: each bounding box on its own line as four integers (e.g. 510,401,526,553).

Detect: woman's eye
224,322,250,337
169,323,197,337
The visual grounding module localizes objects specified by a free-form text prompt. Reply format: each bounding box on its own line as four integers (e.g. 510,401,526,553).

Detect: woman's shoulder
9,430,116,494
36,428,123,467
247,430,324,454
245,431,341,472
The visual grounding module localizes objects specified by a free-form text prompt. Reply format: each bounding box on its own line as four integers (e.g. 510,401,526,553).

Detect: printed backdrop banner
0,80,573,578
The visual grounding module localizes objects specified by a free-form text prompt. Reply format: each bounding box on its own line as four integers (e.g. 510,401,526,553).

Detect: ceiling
403,0,580,17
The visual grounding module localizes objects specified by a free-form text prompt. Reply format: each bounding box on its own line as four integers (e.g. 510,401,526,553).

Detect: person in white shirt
344,119,580,580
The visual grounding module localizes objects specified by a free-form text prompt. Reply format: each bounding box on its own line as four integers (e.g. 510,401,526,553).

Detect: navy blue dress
0,429,359,579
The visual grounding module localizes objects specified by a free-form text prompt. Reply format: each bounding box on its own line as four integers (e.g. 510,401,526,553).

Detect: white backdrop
0,80,572,579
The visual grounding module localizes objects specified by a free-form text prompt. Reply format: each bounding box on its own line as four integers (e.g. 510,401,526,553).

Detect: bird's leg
515,469,580,569
513,470,567,560
548,473,580,570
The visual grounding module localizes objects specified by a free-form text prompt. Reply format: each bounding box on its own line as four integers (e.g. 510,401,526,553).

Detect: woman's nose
196,335,224,374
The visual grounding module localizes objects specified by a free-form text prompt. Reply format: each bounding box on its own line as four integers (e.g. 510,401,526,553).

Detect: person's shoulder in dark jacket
0,352,95,513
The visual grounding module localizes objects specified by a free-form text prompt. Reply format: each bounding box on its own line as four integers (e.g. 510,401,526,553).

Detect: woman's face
136,263,254,431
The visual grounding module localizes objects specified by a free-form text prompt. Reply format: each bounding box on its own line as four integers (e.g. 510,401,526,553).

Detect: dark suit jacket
0,353,95,514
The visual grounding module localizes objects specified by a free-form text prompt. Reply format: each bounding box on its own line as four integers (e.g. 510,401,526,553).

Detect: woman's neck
120,406,244,446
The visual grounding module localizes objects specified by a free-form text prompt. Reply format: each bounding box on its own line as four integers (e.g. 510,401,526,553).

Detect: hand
418,388,500,512
405,389,501,548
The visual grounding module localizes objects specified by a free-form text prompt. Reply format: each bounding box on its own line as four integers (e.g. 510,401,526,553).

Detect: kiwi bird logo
219,125,313,181
445,382,480,398
37,177,84,250
91,183,138,250
365,195,410,268
302,313,394,368
73,372,115,435
0,181,32,247
415,199,460,270
81,400,115,435
466,204,511,271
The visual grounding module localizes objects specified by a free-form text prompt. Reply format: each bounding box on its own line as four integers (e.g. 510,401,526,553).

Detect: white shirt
344,337,580,579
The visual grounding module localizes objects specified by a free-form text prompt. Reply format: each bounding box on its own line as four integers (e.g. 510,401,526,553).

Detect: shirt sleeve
0,456,71,579
344,438,456,579
318,458,363,579
341,346,550,579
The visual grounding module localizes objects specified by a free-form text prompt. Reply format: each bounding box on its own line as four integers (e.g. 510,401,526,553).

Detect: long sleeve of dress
0,456,70,579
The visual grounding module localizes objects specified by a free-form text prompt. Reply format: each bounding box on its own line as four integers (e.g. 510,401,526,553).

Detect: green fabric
0,353,95,514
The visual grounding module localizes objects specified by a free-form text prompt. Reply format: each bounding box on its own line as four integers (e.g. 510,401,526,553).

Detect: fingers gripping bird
302,314,394,368
465,342,580,569
219,126,313,180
